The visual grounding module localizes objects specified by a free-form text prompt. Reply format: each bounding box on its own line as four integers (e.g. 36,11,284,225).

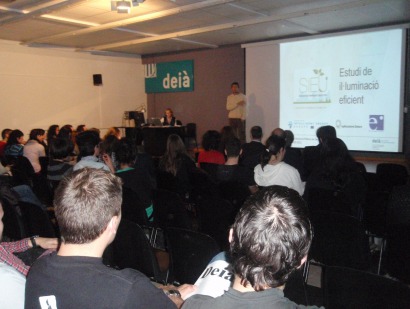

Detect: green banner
145,60,194,93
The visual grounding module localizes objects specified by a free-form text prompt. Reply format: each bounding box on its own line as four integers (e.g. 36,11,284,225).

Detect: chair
323,266,410,309
0,197,26,240
121,186,149,226
19,201,57,238
112,219,169,284
306,187,359,219
383,184,410,283
309,211,371,271
152,189,191,229
217,181,251,214
165,227,220,284
376,163,408,191
185,123,198,150
8,156,35,187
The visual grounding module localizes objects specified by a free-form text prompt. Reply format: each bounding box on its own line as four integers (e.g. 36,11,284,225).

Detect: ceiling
0,0,409,57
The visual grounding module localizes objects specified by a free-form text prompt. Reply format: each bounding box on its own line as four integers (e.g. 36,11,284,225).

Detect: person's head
1,129,12,141
250,126,262,140
320,137,356,179
29,129,46,143
316,125,336,144
284,130,294,148
47,125,60,141
165,134,186,157
99,135,119,156
231,82,240,94
261,135,286,168
58,125,73,140
230,185,312,291
49,137,74,160
76,130,101,157
225,137,241,158
202,130,221,151
271,127,285,139
7,129,24,146
116,138,137,166
104,127,121,140
76,125,87,134
165,108,173,118
54,168,122,244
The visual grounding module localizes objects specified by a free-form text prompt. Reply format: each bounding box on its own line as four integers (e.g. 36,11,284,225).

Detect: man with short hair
226,82,246,143
183,186,318,309
0,128,12,157
240,126,265,169
25,168,191,309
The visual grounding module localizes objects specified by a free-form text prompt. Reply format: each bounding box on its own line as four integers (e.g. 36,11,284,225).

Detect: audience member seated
25,168,194,308
302,125,336,181
217,137,257,193
23,129,47,174
218,126,237,154
57,124,73,141
182,186,320,309
0,196,58,279
283,130,303,176
4,129,25,158
240,126,265,169
74,131,114,172
304,137,366,215
161,108,179,126
116,138,154,221
47,137,74,183
99,134,120,171
159,134,196,196
75,124,87,134
104,127,122,140
254,135,305,195
271,127,286,138
198,130,225,167
0,128,12,157
46,124,59,146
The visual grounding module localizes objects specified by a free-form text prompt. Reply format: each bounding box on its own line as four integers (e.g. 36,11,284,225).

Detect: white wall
0,40,145,136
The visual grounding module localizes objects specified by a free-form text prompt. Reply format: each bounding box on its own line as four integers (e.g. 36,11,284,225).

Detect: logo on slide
294,68,330,104
369,115,384,131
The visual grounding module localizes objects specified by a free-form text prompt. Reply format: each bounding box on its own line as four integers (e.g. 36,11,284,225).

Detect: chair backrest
376,163,408,191
112,219,168,283
10,156,35,186
310,211,371,271
185,123,196,138
323,266,410,308
387,184,410,226
121,186,149,226
152,189,191,229
0,197,26,240
166,227,220,284
217,181,251,214
307,187,358,218
19,201,57,238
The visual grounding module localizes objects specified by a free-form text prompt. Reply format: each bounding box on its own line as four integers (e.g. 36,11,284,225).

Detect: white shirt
226,92,246,120
254,162,305,195
73,156,110,172
23,140,46,173
0,263,25,309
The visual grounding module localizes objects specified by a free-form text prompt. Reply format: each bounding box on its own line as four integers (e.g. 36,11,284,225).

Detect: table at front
140,126,185,157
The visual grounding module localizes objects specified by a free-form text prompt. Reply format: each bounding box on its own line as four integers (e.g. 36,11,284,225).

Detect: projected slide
280,29,404,152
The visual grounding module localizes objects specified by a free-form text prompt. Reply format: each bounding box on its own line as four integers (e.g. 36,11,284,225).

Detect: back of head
271,128,285,138
316,125,336,143
76,130,101,157
7,130,24,145
230,185,312,290
116,138,137,165
250,126,262,140
76,125,86,134
284,130,294,148
261,135,286,168
29,128,45,141
58,125,73,140
1,128,12,140
320,137,355,177
225,137,241,158
104,127,120,140
54,168,122,244
49,137,74,160
202,130,221,151
47,125,59,141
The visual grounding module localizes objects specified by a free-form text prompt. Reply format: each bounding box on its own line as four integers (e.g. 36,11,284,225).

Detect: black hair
260,135,286,169
202,130,221,151
225,137,241,157
49,137,74,160
250,126,262,139
76,131,101,157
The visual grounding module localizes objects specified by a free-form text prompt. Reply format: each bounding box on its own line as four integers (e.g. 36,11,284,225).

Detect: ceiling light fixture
111,0,145,14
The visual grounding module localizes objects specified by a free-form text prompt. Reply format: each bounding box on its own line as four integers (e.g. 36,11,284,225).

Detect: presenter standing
226,82,246,143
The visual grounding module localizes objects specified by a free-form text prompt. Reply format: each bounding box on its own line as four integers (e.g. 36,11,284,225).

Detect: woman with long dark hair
23,129,47,173
4,129,25,157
